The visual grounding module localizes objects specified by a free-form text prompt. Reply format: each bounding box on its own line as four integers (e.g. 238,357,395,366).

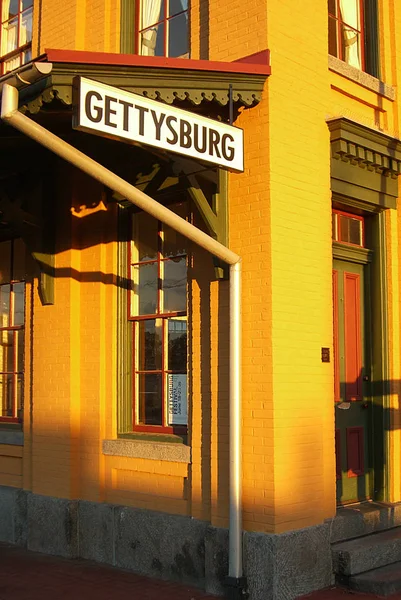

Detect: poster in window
168,374,187,425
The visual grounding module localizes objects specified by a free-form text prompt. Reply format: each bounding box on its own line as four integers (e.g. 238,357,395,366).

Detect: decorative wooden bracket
186,168,229,279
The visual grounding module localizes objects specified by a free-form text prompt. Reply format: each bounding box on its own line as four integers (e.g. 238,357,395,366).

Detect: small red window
332,210,364,247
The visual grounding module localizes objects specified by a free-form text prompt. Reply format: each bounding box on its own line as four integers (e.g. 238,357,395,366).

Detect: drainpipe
1,82,246,598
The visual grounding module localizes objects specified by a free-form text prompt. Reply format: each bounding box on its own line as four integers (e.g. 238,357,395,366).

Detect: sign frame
72,76,244,172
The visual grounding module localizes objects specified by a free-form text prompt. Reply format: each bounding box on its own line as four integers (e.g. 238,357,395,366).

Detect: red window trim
333,209,365,248
328,0,365,71
128,212,188,435
0,1,33,75
0,278,25,422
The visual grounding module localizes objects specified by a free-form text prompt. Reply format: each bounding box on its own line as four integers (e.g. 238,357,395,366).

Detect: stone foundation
0,485,333,600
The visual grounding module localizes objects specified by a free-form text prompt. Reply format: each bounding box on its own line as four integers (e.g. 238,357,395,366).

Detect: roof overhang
2,48,270,117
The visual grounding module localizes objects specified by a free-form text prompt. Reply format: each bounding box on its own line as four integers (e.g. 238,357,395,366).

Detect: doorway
333,257,373,504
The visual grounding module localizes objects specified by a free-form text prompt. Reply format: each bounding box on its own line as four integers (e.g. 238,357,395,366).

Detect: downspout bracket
225,576,248,600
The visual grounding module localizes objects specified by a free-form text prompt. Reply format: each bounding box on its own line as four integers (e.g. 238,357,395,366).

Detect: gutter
1,77,246,598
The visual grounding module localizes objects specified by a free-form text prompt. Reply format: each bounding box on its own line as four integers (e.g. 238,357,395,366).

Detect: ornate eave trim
328,117,401,178
19,61,267,115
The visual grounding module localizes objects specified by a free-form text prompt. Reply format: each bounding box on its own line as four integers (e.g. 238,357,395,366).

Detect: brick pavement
1,542,400,600
0,543,219,600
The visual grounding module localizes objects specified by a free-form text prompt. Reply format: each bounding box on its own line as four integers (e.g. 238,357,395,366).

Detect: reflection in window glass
13,282,25,326
138,319,162,371
134,212,158,262
20,6,32,45
168,319,187,371
163,258,187,313
170,0,188,16
138,0,189,58
130,208,188,430
0,285,10,328
339,214,362,246
133,263,158,315
0,239,26,421
163,205,187,257
138,373,163,425
168,13,188,57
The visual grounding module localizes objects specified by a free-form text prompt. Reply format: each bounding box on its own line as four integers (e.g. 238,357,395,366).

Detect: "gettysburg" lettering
73,77,244,172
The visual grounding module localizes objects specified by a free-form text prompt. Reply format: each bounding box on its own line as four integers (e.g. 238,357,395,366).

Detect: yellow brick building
0,0,401,598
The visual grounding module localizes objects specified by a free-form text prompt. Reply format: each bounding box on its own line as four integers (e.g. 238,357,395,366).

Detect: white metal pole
229,260,242,579
1,81,244,582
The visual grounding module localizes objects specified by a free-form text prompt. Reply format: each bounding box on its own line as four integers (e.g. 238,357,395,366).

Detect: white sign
73,76,244,172
168,374,187,426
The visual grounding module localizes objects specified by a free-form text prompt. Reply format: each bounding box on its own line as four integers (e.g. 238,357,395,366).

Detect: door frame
332,201,389,502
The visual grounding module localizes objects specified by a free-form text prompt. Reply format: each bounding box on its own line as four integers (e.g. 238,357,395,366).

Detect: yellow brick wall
33,0,120,55
0,445,22,488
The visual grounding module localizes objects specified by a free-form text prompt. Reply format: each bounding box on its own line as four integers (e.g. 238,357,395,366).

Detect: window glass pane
16,329,23,372
339,215,362,246
17,375,23,416
0,374,12,417
154,21,165,56
2,17,18,55
13,282,24,326
0,330,14,373
341,24,361,69
3,54,20,72
0,241,11,283
138,319,162,371
5,0,19,21
0,285,10,327
168,319,187,371
141,22,164,56
163,258,187,312
22,0,33,10
138,373,162,425
163,204,187,258
20,6,32,45
169,0,188,17
133,212,158,262
328,16,338,57
348,218,362,245
22,47,31,64
168,13,188,57
140,0,164,29
133,262,158,315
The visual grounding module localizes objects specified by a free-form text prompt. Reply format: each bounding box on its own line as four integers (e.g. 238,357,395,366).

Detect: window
137,0,189,58
0,239,26,422
328,0,379,77
129,204,188,432
332,210,364,247
0,0,33,75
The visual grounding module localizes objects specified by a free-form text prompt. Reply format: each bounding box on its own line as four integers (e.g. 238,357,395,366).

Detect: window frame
328,0,380,78
0,0,33,75
128,209,188,435
328,0,365,71
134,0,189,58
332,209,365,248
0,239,26,423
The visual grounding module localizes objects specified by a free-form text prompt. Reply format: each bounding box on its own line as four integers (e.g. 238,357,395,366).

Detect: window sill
102,438,191,463
328,55,395,101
